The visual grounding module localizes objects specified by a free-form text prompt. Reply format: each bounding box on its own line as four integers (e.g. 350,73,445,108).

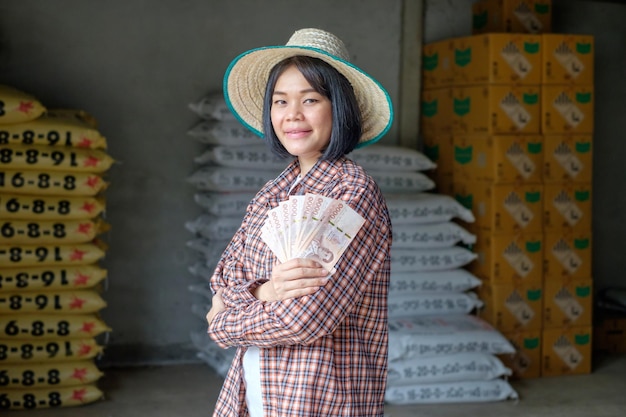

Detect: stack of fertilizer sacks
185,93,284,376
367,144,518,405
0,85,113,410
421,0,594,385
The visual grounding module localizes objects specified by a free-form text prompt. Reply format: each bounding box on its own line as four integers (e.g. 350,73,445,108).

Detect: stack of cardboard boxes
420,0,595,379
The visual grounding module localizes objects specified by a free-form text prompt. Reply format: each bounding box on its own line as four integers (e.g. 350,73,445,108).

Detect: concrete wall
0,0,403,365
423,0,626,295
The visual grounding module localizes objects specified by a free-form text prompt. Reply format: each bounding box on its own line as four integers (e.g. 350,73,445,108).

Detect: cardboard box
472,0,552,34
542,34,594,85
543,230,592,280
543,182,592,232
543,135,593,183
454,180,543,234
452,85,541,135
453,34,542,85
422,39,454,89
478,279,544,332
453,135,543,183
421,88,453,136
543,278,593,328
500,329,542,379
541,84,594,134
594,316,626,353
423,134,454,177
468,231,543,282
541,326,592,376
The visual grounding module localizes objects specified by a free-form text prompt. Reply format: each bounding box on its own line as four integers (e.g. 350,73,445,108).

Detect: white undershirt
243,347,263,416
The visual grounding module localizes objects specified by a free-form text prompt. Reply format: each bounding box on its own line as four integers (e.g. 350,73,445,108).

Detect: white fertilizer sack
388,269,482,296
388,314,515,361
194,144,287,171
349,145,436,172
386,352,512,386
188,93,237,121
187,167,275,192
388,292,483,318
370,171,435,193
385,379,518,404
194,192,254,218
187,120,257,146
386,193,475,224
392,221,476,249
185,214,241,241
390,247,478,272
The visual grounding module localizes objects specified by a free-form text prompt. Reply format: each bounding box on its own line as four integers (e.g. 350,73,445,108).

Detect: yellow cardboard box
541,84,594,134
472,0,552,34
453,135,543,183
467,231,543,282
541,326,592,376
543,230,592,280
500,329,542,379
453,34,542,85
543,182,592,232
422,39,454,89
543,278,593,328
454,180,543,234
423,134,454,177
542,34,594,85
543,135,592,183
452,85,541,135
478,279,544,332
421,88,452,136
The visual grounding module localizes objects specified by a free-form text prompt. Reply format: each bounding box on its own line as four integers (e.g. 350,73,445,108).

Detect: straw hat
223,28,393,148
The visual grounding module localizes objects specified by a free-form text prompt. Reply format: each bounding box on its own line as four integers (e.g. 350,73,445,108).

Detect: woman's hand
206,289,226,326
254,258,329,302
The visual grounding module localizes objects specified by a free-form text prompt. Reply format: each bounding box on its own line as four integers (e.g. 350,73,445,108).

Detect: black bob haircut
262,56,362,161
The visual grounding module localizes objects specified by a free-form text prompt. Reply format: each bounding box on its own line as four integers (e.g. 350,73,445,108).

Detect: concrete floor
11,353,626,417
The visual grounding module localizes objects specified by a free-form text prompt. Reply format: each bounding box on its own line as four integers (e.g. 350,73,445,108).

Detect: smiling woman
206,28,394,417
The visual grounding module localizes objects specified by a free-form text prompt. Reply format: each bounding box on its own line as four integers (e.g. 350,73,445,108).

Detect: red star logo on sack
80,201,96,214
78,137,94,148
70,295,87,309
81,321,96,334
77,222,93,235
78,342,93,357
70,249,86,261
72,388,88,401
73,273,90,286
71,367,89,383
85,176,100,189
17,101,34,113
83,155,100,168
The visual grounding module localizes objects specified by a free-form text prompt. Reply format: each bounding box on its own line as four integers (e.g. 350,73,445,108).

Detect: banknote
261,194,366,273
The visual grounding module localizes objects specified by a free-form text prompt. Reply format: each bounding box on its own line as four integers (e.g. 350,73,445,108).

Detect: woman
206,28,393,417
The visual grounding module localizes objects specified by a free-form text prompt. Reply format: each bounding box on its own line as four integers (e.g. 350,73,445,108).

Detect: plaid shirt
209,157,392,417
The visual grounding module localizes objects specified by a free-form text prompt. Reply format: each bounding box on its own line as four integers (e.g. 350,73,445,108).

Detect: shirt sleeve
209,201,266,310
208,180,391,349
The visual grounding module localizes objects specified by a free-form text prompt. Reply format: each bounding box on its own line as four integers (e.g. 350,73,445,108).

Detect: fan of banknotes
261,193,366,273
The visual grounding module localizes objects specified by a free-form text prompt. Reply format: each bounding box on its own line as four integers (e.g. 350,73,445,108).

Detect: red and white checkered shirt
209,156,392,417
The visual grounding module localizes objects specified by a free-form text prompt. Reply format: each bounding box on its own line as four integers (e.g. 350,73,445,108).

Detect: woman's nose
286,103,303,121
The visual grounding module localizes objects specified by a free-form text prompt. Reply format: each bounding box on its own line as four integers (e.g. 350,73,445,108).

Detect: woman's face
270,65,332,174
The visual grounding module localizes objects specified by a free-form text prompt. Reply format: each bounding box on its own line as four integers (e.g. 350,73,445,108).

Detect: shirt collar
266,157,346,200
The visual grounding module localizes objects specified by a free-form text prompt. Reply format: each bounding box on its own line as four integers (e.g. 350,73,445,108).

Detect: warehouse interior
1,0,625,415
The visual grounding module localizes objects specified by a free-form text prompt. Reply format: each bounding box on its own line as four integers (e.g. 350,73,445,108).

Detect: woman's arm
208,184,391,348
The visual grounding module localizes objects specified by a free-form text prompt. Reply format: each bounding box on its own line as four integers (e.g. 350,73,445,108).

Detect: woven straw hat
223,28,393,148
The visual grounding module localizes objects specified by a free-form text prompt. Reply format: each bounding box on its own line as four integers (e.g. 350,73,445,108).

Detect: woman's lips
284,129,311,139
